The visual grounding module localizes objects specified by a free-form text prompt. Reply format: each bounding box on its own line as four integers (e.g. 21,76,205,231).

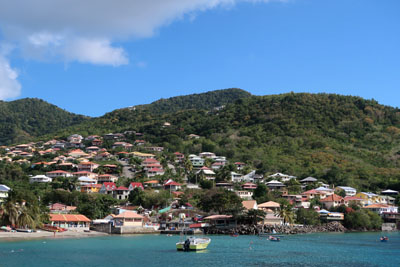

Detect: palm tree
277,205,294,225
17,206,35,229
2,201,19,227
246,209,266,225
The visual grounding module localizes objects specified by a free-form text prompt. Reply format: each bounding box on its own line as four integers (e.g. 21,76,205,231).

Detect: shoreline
0,230,109,242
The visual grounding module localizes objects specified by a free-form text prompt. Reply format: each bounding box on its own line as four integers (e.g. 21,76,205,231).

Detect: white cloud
0,0,281,99
0,54,21,100
64,38,128,66
0,0,279,66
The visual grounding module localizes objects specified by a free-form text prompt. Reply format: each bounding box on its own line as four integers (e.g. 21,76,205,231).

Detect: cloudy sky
0,0,399,116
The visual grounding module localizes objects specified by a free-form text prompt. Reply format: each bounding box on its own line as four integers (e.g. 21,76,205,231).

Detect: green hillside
0,98,89,145
6,90,400,191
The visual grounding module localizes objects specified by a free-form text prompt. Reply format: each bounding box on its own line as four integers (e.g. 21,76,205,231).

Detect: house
141,158,160,167
188,134,200,139
343,196,364,207
242,182,257,190
234,162,245,171
114,211,144,227
0,184,10,203
144,146,164,152
318,211,344,221
78,176,97,185
268,172,296,182
146,168,165,177
300,176,318,184
92,139,103,146
50,214,90,231
282,194,309,208
143,180,161,188
302,189,329,200
335,186,357,196
242,170,264,183
211,162,224,170
235,191,253,200
29,175,52,183
132,151,155,160
86,146,100,153
203,215,236,229
174,152,185,163
363,204,398,215
68,149,88,158
242,200,258,210
199,152,216,159
231,172,243,183
265,180,285,191
381,189,399,196
77,162,99,172
215,182,234,191
164,180,182,191
320,194,348,209
97,174,118,183
80,184,102,193
46,170,73,178
129,182,144,191
355,192,380,206
196,167,216,180
115,186,130,200
99,182,117,195
73,171,98,180
189,156,204,167
258,201,280,213
49,203,77,213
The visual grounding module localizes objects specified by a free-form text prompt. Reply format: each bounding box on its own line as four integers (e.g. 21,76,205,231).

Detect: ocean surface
1,232,399,267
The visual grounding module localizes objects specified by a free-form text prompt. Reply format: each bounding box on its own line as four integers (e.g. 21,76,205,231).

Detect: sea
1,232,399,266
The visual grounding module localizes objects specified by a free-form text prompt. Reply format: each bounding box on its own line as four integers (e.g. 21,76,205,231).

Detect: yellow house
114,211,144,227
355,192,380,206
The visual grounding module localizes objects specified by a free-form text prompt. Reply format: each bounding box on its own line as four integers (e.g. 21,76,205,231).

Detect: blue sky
0,0,399,116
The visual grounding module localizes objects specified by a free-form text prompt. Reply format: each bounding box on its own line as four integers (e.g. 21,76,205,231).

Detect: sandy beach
0,230,109,242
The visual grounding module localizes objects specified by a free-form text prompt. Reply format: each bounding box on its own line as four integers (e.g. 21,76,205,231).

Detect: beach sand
0,230,108,242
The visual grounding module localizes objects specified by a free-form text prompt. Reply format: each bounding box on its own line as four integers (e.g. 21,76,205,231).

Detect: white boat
176,236,211,251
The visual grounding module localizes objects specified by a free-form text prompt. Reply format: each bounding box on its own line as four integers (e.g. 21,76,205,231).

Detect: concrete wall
382,223,398,231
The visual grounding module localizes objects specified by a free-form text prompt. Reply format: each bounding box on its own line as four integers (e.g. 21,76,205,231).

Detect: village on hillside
1,130,399,235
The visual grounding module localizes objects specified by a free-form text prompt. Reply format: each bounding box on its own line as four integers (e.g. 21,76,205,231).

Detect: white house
0,184,10,202
336,186,357,196
231,172,243,183
29,175,52,183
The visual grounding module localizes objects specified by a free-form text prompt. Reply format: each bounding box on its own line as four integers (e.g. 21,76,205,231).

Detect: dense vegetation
135,88,251,114
0,98,88,145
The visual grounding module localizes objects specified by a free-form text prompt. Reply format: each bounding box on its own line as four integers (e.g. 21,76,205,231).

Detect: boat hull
176,237,211,251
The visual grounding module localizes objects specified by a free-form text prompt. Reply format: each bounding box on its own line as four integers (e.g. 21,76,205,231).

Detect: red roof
148,168,163,172
103,182,117,191
235,162,245,165
344,196,363,201
103,164,117,168
50,214,90,222
143,158,158,163
130,182,144,190
115,211,143,219
47,170,70,174
320,194,343,202
116,186,129,190
164,181,181,186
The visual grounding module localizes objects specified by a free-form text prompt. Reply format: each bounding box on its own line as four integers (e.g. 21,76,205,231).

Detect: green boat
176,236,211,251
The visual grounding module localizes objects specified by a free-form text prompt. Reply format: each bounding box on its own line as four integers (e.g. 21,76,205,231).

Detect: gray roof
300,177,317,182
0,184,11,192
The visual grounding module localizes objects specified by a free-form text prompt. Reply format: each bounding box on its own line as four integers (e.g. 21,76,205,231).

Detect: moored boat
380,236,389,242
176,236,211,251
268,235,280,242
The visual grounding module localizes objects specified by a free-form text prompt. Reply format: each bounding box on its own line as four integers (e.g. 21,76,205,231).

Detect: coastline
0,230,109,242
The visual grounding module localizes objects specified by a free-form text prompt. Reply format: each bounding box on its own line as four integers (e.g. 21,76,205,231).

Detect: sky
0,0,399,117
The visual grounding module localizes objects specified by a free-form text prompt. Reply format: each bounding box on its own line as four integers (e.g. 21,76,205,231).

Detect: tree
296,208,320,225
277,204,294,225
128,188,145,206
253,184,268,202
245,209,266,225
198,188,243,216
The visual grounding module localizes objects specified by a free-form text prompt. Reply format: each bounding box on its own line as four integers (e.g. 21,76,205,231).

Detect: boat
230,233,239,237
176,236,211,251
16,228,33,233
380,236,389,242
268,235,280,242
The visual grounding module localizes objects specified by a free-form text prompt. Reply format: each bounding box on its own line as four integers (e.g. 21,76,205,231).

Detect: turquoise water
1,232,400,266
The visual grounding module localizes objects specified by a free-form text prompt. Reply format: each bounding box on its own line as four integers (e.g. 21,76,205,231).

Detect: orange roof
320,194,343,202
242,200,257,210
144,180,159,184
114,211,144,219
364,204,390,209
50,214,90,222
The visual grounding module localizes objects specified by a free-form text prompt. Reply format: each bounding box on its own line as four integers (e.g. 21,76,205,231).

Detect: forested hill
134,88,252,114
52,92,400,191
0,98,88,145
